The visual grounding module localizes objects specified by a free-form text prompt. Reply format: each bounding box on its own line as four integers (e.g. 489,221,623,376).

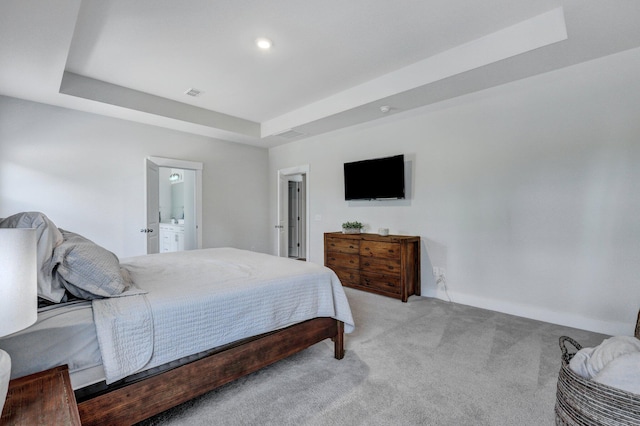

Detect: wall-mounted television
344,154,405,200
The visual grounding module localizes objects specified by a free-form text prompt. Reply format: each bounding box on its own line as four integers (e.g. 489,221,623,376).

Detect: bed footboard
77,317,344,426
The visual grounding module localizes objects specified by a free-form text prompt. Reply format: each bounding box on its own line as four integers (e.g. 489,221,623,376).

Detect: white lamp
0,228,38,413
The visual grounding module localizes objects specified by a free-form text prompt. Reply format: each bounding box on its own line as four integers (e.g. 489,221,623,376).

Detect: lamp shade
0,228,37,337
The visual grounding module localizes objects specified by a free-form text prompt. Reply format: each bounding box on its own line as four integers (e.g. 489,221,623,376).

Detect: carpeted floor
137,288,607,425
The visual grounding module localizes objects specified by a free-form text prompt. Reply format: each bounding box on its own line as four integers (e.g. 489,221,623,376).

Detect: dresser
324,232,421,302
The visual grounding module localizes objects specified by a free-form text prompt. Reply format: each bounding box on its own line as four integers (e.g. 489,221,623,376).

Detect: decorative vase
342,228,361,234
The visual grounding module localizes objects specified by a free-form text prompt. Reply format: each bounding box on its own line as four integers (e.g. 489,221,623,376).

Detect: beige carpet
137,288,607,425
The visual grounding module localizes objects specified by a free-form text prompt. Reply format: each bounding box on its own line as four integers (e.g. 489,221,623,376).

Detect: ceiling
1,1,640,148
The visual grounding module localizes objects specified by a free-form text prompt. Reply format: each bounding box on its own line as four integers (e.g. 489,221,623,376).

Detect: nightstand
0,365,81,425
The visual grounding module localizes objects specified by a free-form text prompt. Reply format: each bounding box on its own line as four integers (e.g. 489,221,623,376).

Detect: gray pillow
52,230,127,300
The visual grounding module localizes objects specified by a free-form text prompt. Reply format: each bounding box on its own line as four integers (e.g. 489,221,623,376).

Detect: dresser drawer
360,241,401,259
360,271,401,295
326,252,360,270
326,237,359,254
360,257,401,275
333,268,360,286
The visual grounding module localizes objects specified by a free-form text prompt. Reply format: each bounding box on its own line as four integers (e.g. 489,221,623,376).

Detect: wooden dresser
324,232,420,302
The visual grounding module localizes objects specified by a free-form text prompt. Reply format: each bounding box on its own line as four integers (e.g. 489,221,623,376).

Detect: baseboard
427,290,630,337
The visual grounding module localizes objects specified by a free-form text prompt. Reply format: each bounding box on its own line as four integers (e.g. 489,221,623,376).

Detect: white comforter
92,248,355,384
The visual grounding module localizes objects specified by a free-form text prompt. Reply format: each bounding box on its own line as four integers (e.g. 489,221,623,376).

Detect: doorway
277,165,309,260
146,156,203,254
287,175,306,260
159,167,197,252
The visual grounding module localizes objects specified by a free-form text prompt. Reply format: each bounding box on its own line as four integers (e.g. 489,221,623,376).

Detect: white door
145,159,160,254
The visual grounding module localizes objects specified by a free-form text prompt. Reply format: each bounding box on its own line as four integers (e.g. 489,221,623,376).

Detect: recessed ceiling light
255,37,273,50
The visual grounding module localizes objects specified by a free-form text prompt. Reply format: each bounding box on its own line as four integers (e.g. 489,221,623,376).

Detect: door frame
277,164,310,261
147,156,203,253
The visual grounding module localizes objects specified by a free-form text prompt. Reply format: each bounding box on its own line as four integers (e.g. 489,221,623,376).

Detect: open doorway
146,156,203,254
287,174,306,260
158,167,197,252
277,165,309,261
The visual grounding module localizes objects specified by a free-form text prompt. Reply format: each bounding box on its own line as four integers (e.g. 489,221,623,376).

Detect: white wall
269,46,640,336
0,96,270,258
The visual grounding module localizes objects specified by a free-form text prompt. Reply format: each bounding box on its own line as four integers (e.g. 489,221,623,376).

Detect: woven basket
555,312,640,425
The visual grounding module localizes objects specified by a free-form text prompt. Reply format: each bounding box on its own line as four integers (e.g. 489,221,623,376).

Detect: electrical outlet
432,267,446,277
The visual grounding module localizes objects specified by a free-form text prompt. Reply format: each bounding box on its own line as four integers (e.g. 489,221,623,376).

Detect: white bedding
0,300,103,387
94,248,355,384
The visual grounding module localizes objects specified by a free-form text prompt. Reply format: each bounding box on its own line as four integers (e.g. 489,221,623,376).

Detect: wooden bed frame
76,317,344,426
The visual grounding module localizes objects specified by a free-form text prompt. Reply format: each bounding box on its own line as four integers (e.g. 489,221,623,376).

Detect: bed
0,212,354,425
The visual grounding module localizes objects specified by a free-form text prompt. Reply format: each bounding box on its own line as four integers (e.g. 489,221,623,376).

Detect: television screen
344,154,405,200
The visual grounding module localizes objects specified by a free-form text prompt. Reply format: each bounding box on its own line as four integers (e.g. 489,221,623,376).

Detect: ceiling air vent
274,129,305,139
184,88,203,97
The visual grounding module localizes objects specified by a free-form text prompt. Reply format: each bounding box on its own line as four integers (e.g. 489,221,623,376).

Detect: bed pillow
51,230,127,300
0,212,65,303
